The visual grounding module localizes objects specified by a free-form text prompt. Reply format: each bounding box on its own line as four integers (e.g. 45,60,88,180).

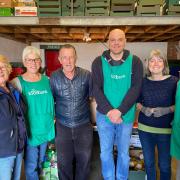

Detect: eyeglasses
25,58,41,63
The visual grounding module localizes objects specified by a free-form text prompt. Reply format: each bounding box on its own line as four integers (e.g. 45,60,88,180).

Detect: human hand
136,103,143,111
107,109,122,124
141,106,154,117
153,107,172,117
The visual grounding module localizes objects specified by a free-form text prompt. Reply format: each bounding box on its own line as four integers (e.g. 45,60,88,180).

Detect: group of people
0,28,179,180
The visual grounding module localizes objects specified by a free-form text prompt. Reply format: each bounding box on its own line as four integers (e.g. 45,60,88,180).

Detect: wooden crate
36,0,61,17
137,4,162,16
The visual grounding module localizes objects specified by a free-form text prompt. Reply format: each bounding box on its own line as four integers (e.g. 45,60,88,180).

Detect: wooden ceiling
0,17,180,43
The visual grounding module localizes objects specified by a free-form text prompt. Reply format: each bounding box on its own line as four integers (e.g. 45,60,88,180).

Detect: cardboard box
14,6,37,16
14,1,36,7
0,0,12,8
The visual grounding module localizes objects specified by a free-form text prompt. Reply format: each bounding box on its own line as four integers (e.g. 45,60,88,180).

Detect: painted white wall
0,37,26,62
0,37,167,70
32,42,167,71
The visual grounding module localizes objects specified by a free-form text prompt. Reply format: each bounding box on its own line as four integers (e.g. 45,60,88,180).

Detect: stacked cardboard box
14,0,37,16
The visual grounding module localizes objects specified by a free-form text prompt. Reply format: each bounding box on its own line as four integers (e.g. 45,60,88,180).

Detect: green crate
110,10,134,16
38,8,61,17
86,0,109,1
36,0,61,5
137,4,162,16
86,0,110,8
37,0,61,16
62,10,84,16
0,8,12,16
62,0,85,7
168,0,180,5
139,0,164,5
168,4,180,11
85,7,109,15
111,0,135,4
111,4,134,11
167,11,180,14
62,0,84,16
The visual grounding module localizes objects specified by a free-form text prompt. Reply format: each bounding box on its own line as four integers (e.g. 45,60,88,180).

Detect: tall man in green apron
92,29,143,180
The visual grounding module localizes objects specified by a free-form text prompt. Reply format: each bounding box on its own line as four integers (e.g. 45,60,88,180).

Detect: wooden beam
129,26,155,42
0,26,14,33
142,25,179,42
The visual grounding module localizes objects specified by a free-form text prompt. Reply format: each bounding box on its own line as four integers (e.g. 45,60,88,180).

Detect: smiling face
148,56,164,76
0,62,10,86
108,29,126,56
58,47,76,74
23,52,41,74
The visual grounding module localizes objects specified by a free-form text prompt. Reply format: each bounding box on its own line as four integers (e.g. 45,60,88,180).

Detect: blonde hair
0,54,12,74
22,46,41,62
145,49,169,76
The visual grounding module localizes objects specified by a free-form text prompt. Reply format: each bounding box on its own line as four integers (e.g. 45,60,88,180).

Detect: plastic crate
0,7,12,16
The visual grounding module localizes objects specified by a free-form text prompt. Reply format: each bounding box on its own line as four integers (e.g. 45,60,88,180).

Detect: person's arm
11,77,22,92
91,57,113,114
50,73,56,98
118,56,144,115
88,72,93,99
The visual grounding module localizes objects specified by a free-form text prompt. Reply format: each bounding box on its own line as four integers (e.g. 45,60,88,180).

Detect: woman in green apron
12,46,55,180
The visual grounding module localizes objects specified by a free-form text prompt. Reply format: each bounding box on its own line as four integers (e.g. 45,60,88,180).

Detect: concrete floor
20,131,177,180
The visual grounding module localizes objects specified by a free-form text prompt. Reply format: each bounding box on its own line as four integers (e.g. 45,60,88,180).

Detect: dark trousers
56,122,93,180
139,130,171,180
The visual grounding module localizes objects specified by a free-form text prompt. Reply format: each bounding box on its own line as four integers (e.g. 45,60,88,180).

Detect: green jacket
171,80,180,159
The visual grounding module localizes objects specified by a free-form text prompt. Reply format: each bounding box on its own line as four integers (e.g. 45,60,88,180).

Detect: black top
91,49,143,115
138,76,178,128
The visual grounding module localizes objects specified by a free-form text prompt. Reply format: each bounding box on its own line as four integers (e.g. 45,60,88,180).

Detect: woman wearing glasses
0,55,26,180
12,46,55,180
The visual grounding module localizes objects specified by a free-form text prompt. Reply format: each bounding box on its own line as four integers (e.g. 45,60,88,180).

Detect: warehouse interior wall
0,37,26,62
0,37,168,70
32,42,167,71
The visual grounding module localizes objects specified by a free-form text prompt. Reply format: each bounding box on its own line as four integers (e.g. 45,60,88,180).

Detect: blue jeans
0,152,23,180
56,122,93,180
25,142,47,180
138,130,171,180
96,111,133,180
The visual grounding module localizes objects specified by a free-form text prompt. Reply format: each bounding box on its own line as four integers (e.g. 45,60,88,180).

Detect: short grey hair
59,44,77,57
145,49,169,76
22,46,41,62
